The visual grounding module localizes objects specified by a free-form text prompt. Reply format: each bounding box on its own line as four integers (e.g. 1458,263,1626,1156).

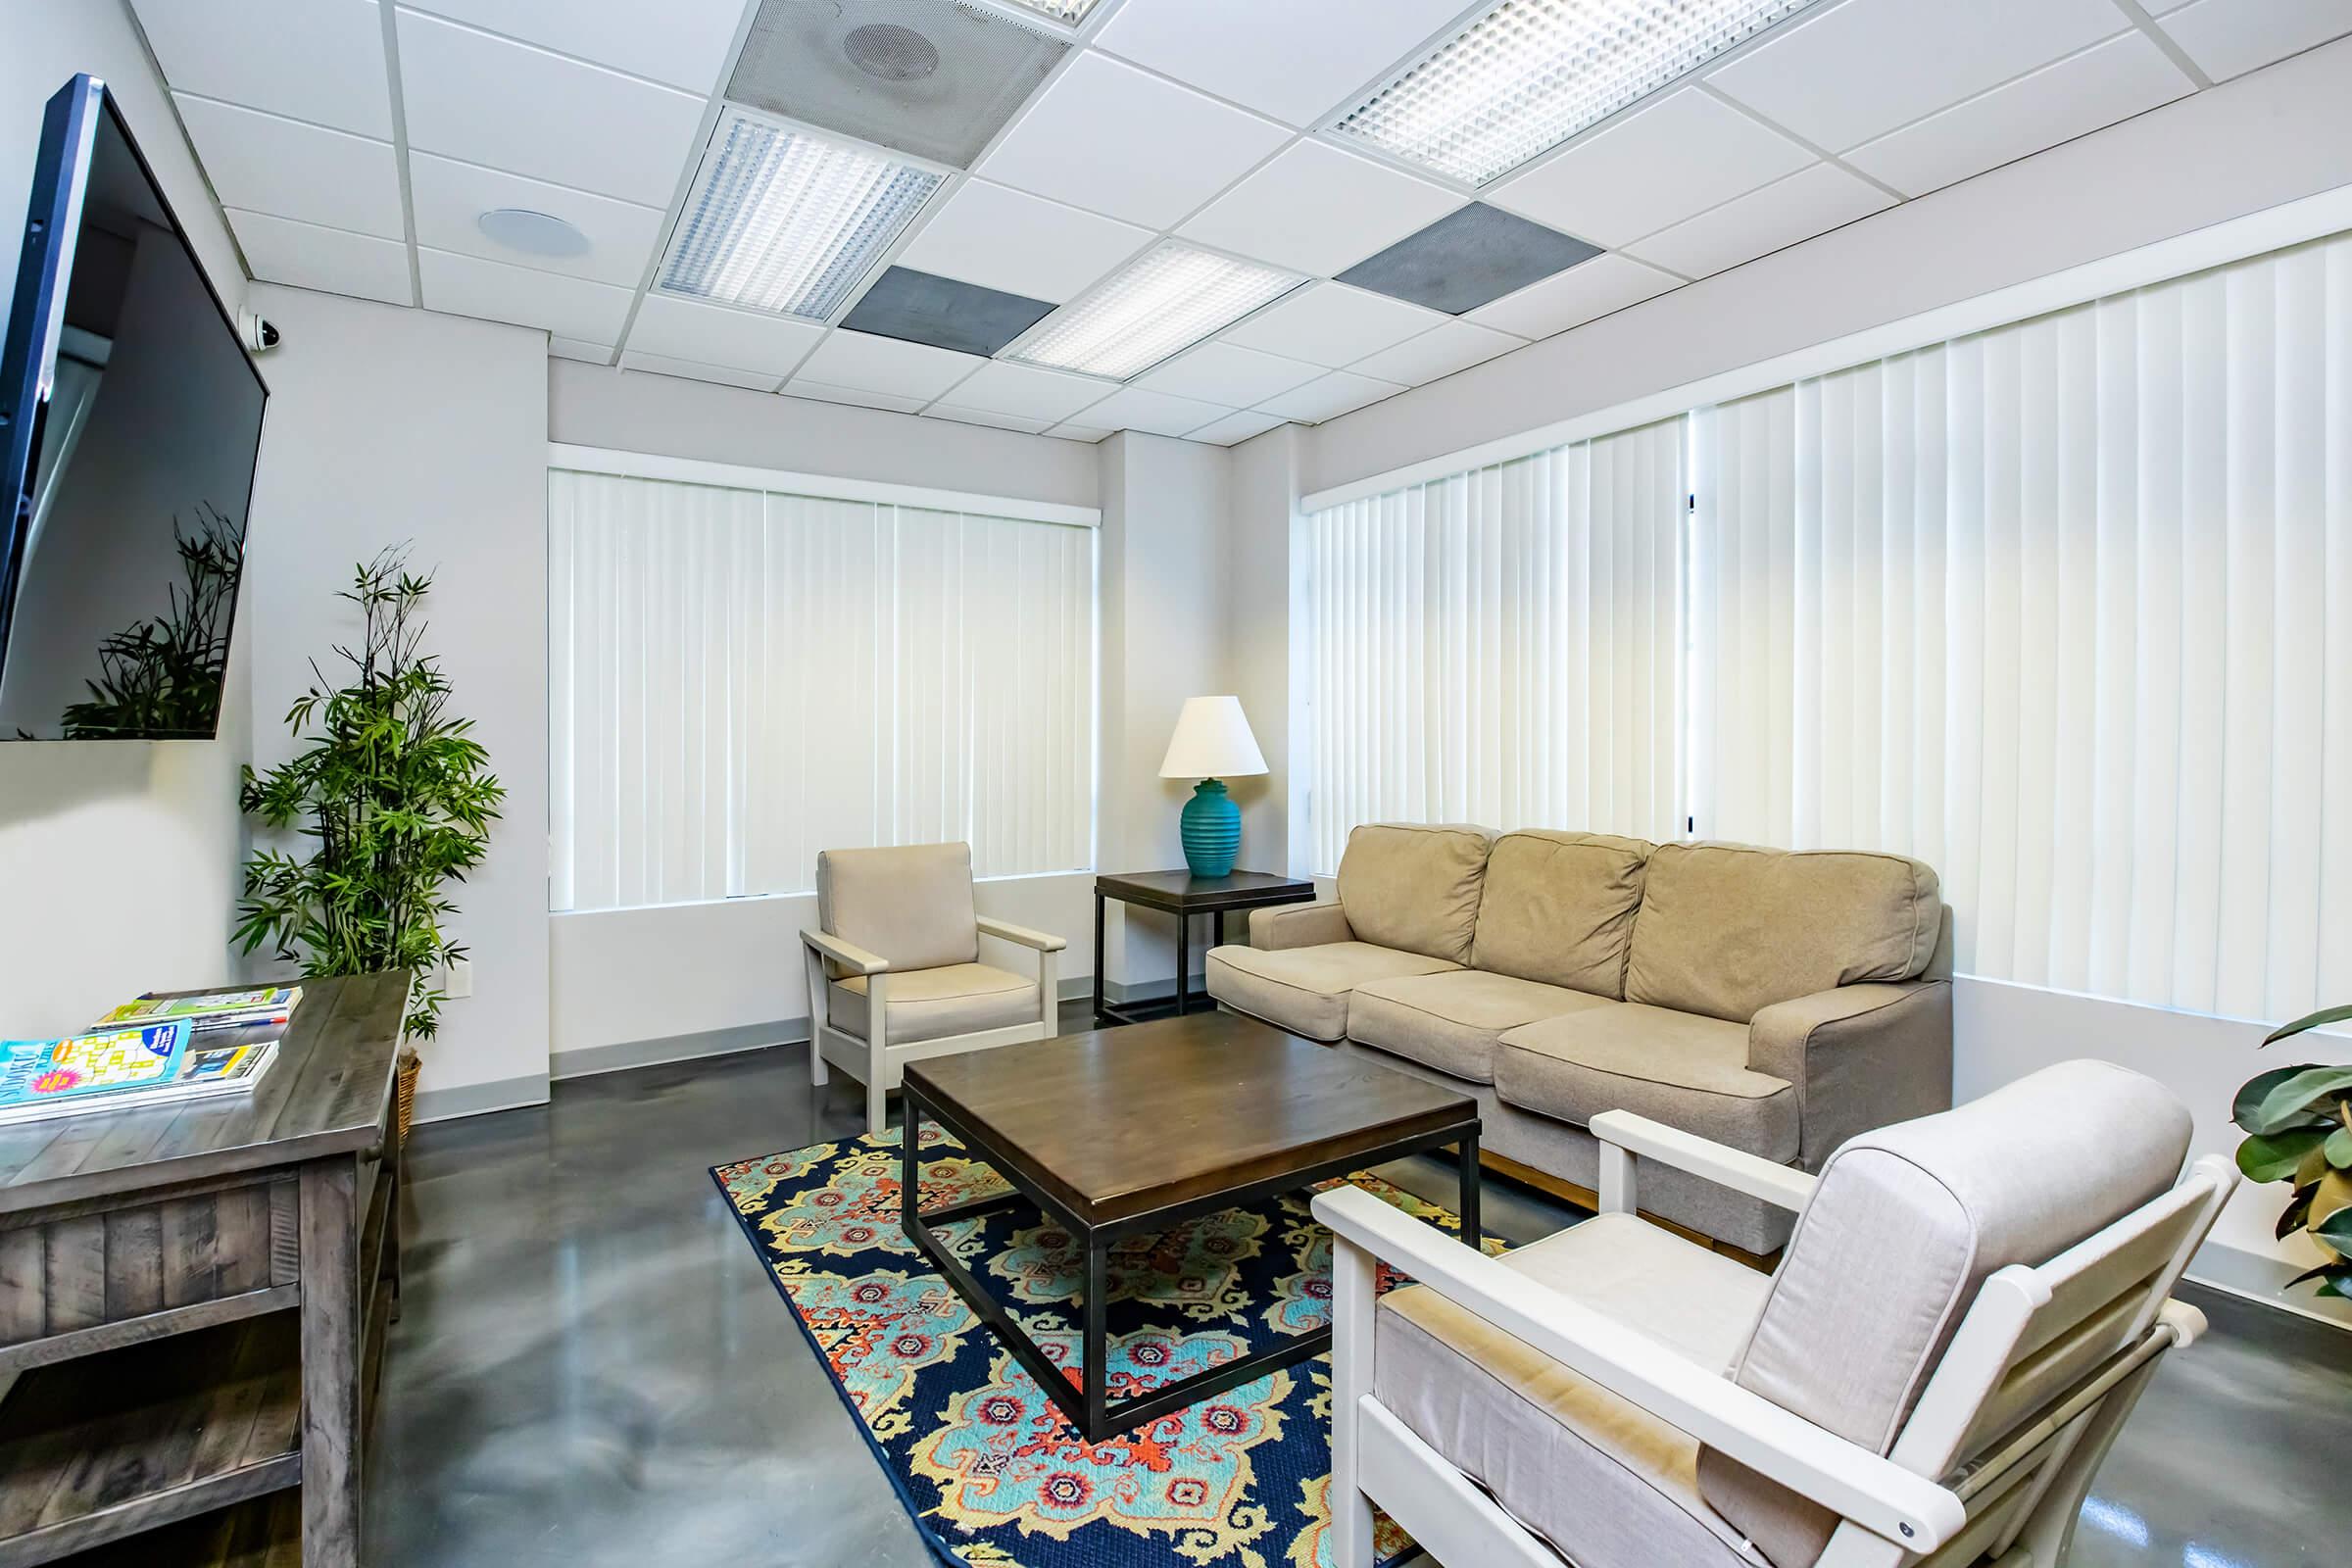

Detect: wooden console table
0,972,408,1567
1092,869,1315,1026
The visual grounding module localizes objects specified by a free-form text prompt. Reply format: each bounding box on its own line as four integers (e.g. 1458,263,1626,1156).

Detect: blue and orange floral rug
711,1124,1498,1568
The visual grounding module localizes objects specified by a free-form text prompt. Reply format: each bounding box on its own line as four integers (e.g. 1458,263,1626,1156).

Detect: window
549,460,1096,913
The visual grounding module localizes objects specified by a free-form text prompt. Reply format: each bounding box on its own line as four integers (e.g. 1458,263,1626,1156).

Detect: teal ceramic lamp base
1180,779,1241,879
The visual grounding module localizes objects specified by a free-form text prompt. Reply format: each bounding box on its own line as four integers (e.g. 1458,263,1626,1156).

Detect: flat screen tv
0,74,266,741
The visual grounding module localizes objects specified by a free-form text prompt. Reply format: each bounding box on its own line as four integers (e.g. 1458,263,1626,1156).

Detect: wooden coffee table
901,1011,1480,1442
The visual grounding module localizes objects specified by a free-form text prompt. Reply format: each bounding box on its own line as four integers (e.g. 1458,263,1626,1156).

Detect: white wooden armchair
1314,1059,2235,1568
800,842,1064,1135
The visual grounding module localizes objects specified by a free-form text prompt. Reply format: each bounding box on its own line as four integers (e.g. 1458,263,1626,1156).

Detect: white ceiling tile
1706,0,2129,152
894,180,1153,305
929,404,1054,435
618,352,784,392
1188,409,1290,446
2154,0,2352,81
1178,140,1461,277
395,10,707,207
1048,423,1114,443
409,153,662,286
625,295,824,379
418,246,635,340
1623,164,1895,280
1220,281,1442,367
1348,318,1522,384
786,381,929,415
1486,89,1812,250
396,0,745,92
946,360,1122,422
227,209,414,305
1465,253,1681,337
1137,341,1323,405
1255,369,1403,422
975,53,1290,230
795,331,983,401
1845,34,2193,197
550,337,612,364
1094,0,1471,127
1077,386,1231,437
133,0,391,137
172,96,404,240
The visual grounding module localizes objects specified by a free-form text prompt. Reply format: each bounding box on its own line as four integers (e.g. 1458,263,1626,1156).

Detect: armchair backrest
816,842,979,971
1695,1060,2225,1568
1334,823,1494,964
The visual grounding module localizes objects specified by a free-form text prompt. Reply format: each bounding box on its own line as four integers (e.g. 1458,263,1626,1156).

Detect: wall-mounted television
0,74,267,741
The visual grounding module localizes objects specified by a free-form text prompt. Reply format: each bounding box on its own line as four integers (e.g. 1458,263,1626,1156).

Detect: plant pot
395,1045,420,1148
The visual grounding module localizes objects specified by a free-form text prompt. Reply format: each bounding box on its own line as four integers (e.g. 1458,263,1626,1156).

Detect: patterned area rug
711,1125,1502,1568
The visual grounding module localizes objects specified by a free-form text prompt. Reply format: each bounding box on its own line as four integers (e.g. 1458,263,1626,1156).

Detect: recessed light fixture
1006,242,1301,381
657,110,943,321
1336,0,1827,186
993,0,1102,23
476,208,590,259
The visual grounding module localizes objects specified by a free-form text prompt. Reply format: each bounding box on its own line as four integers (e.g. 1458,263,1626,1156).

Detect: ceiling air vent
727,0,1068,170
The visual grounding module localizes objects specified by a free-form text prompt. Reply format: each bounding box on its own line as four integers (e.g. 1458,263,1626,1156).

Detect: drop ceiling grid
123,0,2352,444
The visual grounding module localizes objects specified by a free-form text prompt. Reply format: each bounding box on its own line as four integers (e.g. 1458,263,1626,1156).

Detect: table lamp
1158,696,1268,879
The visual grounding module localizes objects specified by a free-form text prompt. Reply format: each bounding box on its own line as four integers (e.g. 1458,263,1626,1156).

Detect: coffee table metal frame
901,1081,1481,1443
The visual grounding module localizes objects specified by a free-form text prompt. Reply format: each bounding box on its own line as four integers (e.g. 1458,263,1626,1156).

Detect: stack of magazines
0,985,302,1125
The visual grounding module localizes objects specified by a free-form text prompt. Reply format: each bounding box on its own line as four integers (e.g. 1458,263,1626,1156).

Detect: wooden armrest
1312,1187,1964,1554
1590,1109,1816,1212
976,915,1068,954
800,927,889,976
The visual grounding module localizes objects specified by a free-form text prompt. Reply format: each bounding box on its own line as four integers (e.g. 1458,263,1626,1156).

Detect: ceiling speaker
728,0,1067,170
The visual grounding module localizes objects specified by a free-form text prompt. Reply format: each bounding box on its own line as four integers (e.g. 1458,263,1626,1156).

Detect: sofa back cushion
1624,842,1941,1023
1336,823,1493,964
1694,1060,2191,1568
817,842,980,971
1469,830,1652,998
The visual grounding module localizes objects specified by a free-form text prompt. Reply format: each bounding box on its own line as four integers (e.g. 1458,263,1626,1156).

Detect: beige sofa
1203,823,1953,1254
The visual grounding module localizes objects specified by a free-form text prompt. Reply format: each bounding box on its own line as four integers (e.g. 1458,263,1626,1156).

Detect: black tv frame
0,73,270,739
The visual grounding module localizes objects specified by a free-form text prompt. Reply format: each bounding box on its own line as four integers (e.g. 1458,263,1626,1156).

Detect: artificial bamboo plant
2230,1004,2352,1300
235,549,504,1039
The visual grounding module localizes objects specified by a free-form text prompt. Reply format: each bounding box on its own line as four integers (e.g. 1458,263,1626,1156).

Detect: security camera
237,309,280,354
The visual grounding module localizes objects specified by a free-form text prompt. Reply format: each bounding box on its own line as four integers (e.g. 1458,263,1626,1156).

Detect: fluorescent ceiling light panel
1007,241,1301,381
1337,0,1827,186
658,110,943,320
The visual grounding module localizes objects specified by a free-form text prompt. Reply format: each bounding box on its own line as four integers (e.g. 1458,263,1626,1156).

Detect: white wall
1222,425,1300,877
241,286,550,1110
0,0,254,1037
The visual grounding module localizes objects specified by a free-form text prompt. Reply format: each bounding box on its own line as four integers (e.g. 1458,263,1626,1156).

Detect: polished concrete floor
368,1040,2343,1568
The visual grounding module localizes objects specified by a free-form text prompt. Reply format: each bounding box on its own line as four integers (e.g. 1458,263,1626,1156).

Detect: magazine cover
91,985,302,1032
0,1022,192,1111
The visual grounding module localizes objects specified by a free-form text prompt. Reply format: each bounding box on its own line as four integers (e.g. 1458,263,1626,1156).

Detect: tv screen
0,74,266,741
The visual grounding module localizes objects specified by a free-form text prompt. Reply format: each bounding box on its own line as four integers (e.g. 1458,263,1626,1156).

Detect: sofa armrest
1249,901,1352,951
1749,980,1953,1169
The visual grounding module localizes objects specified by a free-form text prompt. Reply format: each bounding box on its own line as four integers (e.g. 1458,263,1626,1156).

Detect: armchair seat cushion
1204,942,1458,1042
1375,1214,1773,1568
1496,1004,1798,1162
828,962,1038,1045
1348,970,1615,1085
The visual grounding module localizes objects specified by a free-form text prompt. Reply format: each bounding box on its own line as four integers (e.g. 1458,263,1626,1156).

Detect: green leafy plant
58,507,242,738
2231,1003,2352,1300
235,549,504,1039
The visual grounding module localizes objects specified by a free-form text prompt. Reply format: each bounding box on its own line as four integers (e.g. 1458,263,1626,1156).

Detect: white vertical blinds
1305,226,2350,1026
549,468,1095,913
1306,417,1686,873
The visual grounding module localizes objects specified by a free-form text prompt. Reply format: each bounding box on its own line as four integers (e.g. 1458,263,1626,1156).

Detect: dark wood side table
0,972,407,1568
1092,869,1315,1026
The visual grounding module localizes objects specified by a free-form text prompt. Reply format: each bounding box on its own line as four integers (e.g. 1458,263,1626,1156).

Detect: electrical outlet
443,956,473,1000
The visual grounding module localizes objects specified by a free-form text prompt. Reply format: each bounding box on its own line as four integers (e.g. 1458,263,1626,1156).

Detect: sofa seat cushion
829,962,1037,1045
1205,942,1458,1042
1496,1004,1798,1161
1375,1213,1773,1568
1348,970,1615,1085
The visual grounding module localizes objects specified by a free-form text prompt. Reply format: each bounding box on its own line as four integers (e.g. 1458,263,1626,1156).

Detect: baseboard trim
551,1020,808,1082
414,1072,552,1125
2186,1239,2352,1329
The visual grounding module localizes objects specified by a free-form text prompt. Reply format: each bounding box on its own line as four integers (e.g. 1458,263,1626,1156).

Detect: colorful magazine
0,1039,278,1126
0,1022,191,1113
91,985,302,1033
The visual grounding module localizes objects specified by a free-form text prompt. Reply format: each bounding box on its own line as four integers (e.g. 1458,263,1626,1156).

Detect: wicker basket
395,1046,420,1147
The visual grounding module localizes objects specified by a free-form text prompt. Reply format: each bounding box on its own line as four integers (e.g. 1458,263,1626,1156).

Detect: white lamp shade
1158,695,1267,779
